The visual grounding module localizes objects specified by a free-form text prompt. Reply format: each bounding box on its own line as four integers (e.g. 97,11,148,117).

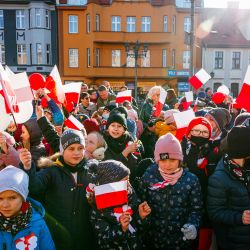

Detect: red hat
186,117,212,139
83,118,100,134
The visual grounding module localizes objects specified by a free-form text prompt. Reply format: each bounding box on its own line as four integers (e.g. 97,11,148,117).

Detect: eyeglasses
84,97,90,100
191,129,209,137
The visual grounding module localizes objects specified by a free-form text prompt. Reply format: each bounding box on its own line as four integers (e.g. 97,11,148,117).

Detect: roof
201,8,250,48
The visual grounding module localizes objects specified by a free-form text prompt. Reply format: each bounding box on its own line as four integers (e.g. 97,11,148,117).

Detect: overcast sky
204,0,250,8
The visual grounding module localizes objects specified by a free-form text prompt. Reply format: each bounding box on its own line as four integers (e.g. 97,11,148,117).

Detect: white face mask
102,114,109,120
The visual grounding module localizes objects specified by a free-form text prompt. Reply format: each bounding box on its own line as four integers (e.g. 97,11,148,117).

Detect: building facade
0,0,57,74
201,4,250,97
57,0,203,94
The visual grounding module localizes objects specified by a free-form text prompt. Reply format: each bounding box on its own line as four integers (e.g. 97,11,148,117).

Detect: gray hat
0,166,29,201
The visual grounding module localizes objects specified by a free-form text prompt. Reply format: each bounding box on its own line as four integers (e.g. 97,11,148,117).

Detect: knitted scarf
158,167,183,185
0,202,32,235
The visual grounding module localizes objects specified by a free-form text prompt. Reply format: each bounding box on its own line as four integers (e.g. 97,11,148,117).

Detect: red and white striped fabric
152,88,167,117
189,69,211,90
64,115,84,131
94,180,128,209
149,180,170,190
116,90,132,104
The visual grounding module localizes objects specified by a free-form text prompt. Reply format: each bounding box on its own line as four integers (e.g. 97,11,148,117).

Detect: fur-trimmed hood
37,152,61,169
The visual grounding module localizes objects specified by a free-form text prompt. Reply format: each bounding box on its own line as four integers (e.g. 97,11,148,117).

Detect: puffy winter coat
0,198,55,250
207,159,250,250
138,164,203,249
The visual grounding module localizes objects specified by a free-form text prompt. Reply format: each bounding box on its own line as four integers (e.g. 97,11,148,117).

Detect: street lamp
125,40,148,101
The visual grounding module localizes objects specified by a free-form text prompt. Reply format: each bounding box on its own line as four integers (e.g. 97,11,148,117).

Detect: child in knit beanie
87,160,151,250
0,166,55,249
137,133,203,249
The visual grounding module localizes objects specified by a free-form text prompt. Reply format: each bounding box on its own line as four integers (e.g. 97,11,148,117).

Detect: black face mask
190,135,209,146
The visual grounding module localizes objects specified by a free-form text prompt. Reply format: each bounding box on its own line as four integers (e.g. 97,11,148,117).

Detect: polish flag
181,91,194,110
149,180,170,190
9,72,34,103
94,180,128,209
63,82,82,113
5,65,15,77
64,115,84,131
116,90,132,104
192,97,199,112
189,68,211,90
0,64,4,72
236,66,250,112
152,88,167,117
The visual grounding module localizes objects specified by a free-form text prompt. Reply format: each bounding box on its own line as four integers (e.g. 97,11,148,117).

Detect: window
46,44,51,64
173,15,176,34
172,49,175,68
232,51,241,69
36,43,42,64
87,48,90,67
96,48,100,67
163,15,168,32
69,48,78,67
231,83,239,98
213,82,221,92
183,50,190,69
45,10,50,29
142,16,150,32
0,44,5,64
68,15,78,33
111,16,121,32
16,10,25,29
126,16,135,32
112,50,121,67
95,14,100,31
214,51,223,69
87,14,90,33
17,44,27,64
162,49,167,67
126,50,135,67
0,10,3,29
35,9,42,27
184,17,191,32
141,50,150,67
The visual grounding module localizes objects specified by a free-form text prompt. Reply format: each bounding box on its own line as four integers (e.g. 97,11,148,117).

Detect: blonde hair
147,86,164,99
88,131,106,149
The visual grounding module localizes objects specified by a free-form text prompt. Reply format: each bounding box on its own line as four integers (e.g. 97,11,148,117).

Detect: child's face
21,125,30,143
158,159,180,174
0,190,23,218
86,133,98,153
63,143,85,166
107,122,125,138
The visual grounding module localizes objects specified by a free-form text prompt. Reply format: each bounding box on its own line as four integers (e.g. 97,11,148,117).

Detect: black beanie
206,108,231,132
96,160,130,185
225,126,250,159
106,113,127,130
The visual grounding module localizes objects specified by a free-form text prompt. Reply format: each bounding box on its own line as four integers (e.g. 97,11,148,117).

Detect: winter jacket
139,129,157,159
0,198,55,250
0,145,20,169
96,94,116,109
90,190,149,250
166,97,178,109
20,157,96,250
78,102,97,117
138,164,203,249
207,159,250,250
155,121,177,138
47,99,64,126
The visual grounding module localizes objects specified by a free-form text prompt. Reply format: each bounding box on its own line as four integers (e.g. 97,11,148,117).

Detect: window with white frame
214,51,223,69
142,16,150,32
96,14,100,31
35,9,42,27
163,15,168,32
16,10,25,29
112,50,121,67
0,44,5,64
111,16,121,32
232,51,241,69
69,48,78,67
126,16,135,32
46,44,51,64
87,48,90,67
162,49,167,67
0,10,3,29
96,48,100,67
172,49,175,68
36,43,42,64
68,15,78,33
173,15,176,34
17,44,27,64
183,50,190,69
45,10,50,29
141,50,150,67
87,14,90,33
184,17,191,32
127,50,135,67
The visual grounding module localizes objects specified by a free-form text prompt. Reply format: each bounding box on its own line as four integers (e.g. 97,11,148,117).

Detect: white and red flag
152,88,167,117
189,68,211,90
64,115,84,131
94,180,128,210
116,90,132,104
236,65,250,112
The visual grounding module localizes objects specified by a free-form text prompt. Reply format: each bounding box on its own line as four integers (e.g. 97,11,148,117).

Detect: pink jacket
0,145,20,169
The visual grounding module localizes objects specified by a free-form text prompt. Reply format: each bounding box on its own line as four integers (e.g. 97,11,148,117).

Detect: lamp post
125,40,148,101
189,0,195,80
